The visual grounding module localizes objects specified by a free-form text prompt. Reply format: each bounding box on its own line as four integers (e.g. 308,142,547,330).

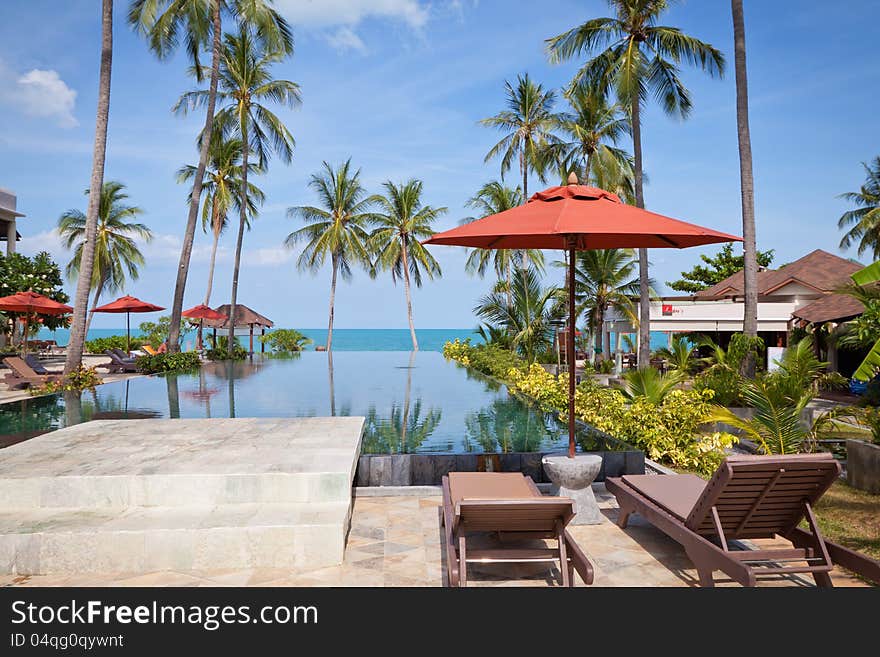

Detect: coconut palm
58,181,152,334
620,367,684,404
176,26,300,356
547,0,725,368
130,0,292,353
480,73,562,203
285,160,376,352
559,249,642,362
461,181,545,299
474,266,561,364
177,135,264,306
655,335,698,373
838,157,880,259
65,0,113,374
731,0,759,377
369,180,446,351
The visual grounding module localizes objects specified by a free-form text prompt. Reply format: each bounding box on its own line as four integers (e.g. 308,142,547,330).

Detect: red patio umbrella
0,291,73,354
91,295,165,355
182,304,228,351
425,175,742,458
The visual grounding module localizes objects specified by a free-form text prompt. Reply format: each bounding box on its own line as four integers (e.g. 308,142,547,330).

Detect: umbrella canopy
0,291,73,354
92,295,165,354
182,304,228,321
425,176,742,458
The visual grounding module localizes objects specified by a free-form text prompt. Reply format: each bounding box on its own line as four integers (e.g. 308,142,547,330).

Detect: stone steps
0,501,351,575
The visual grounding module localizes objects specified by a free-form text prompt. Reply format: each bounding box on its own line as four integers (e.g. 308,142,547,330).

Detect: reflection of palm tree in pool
464,398,551,453
166,375,181,419
0,395,66,448
327,351,335,417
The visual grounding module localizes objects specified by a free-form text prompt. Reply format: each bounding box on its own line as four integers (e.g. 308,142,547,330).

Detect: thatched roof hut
202,304,273,329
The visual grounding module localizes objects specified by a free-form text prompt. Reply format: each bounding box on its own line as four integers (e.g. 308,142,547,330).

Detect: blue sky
0,0,878,329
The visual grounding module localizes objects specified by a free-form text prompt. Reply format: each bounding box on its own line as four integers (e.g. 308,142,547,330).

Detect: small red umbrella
0,291,73,354
182,304,228,350
91,295,165,355
426,175,742,458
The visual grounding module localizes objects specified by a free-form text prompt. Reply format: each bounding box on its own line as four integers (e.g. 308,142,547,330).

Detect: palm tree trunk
401,244,419,351
596,305,606,364
84,278,106,338
65,0,112,375
585,150,593,183
733,0,759,378
327,253,338,352
631,95,650,370
227,117,248,358
204,220,221,306
520,148,530,270
506,254,512,308
167,0,222,353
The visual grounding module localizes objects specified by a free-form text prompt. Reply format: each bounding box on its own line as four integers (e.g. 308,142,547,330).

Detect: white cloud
142,233,292,268
277,0,429,28
0,61,78,128
326,26,367,53
18,229,67,263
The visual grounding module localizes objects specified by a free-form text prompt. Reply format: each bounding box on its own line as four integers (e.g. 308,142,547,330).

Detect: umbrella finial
567,172,579,186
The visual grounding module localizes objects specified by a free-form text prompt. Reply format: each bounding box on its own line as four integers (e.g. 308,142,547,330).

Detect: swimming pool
0,352,621,454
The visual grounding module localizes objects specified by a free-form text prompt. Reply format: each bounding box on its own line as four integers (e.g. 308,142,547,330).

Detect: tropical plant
843,259,880,381
443,339,526,380
480,73,562,204
58,181,152,334
0,252,70,344
258,328,312,352
655,335,698,372
134,352,201,374
130,0,292,353
547,0,725,367
369,179,445,351
767,336,827,399
205,334,247,360
362,400,443,454
65,0,113,374
562,248,642,362
85,335,143,354
177,135,264,305
176,25,300,357
619,367,684,404
138,315,185,349
838,157,880,259
667,243,774,293
474,267,562,364
461,181,544,297
285,160,375,352
475,324,513,350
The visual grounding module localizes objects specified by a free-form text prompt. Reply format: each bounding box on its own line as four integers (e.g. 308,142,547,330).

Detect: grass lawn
812,480,880,561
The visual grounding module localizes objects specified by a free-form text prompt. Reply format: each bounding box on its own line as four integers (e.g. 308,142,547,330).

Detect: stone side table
541,454,603,525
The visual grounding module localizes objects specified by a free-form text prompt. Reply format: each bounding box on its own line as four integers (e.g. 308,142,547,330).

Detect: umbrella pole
126,311,130,356
568,243,576,459
22,315,29,356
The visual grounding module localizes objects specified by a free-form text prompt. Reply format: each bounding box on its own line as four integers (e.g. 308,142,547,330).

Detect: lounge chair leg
616,500,633,528
458,535,467,588
813,571,833,588
697,568,715,588
557,522,570,587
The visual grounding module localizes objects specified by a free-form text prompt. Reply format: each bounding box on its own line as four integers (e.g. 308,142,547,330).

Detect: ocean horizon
37,327,673,352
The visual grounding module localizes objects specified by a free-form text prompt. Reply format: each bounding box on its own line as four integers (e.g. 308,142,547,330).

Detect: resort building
0,188,23,256
606,249,866,372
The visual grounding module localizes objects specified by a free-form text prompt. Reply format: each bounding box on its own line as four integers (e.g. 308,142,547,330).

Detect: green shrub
29,365,103,396
258,328,312,353
138,315,186,349
134,352,201,374
443,339,525,379
85,335,142,354
694,367,743,406
205,335,248,361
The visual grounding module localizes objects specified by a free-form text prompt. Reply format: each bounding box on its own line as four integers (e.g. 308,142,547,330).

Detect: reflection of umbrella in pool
0,291,73,355
425,174,742,458
91,295,164,355
182,304,227,351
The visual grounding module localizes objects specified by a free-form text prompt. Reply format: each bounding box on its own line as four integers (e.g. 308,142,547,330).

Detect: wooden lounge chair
104,350,139,373
141,345,159,356
606,453,880,587
110,348,135,361
2,356,63,390
24,354,51,375
440,472,594,588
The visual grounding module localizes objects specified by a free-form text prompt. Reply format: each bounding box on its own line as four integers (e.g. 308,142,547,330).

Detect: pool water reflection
0,352,617,454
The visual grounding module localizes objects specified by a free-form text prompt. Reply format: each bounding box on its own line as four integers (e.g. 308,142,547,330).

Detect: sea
37,327,673,352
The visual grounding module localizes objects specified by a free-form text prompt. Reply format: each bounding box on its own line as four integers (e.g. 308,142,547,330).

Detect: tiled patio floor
1,487,868,587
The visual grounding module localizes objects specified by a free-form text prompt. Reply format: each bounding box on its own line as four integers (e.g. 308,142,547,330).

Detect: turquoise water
38,327,671,352
0,352,622,454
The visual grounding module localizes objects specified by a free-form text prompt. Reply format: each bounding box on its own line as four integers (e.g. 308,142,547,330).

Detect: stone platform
0,417,365,575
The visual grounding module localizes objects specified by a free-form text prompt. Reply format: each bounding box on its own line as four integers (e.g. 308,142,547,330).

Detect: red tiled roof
791,295,865,324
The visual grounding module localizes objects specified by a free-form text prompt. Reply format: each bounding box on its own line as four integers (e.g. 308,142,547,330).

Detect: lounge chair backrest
23,354,49,375
684,453,841,540
111,348,131,360
455,499,575,533
3,356,41,379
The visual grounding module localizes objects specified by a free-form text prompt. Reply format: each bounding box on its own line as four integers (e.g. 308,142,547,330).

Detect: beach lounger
24,354,51,375
104,350,139,373
606,453,880,587
440,472,594,587
110,348,136,361
141,345,159,356
2,356,63,390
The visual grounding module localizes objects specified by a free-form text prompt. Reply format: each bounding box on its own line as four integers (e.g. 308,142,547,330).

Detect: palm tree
620,367,684,404
176,26,300,357
369,180,446,351
58,181,152,334
461,181,544,300
562,249,642,362
655,335,698,372
130,0,292,353
547,0,725,368
552,85,633,190
177,135,264,306
285,160,375,352
731,0,759,378
65,0,113,375
480,73,561,204
474,266,561,363
838,157,880,259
